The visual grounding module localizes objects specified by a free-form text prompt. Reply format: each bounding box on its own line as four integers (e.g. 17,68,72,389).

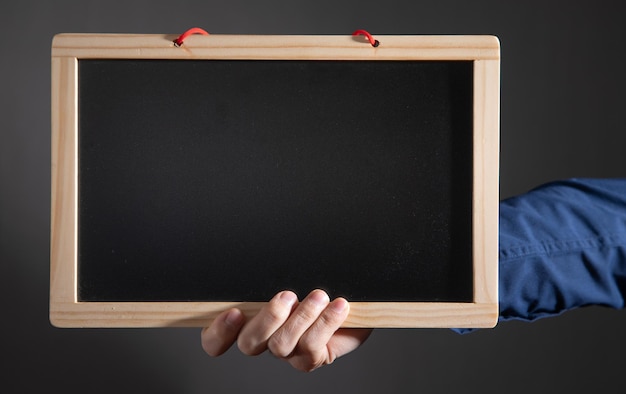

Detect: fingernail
309,289,330,305
330,298,348,313
279,291,298,307
224,309,244,327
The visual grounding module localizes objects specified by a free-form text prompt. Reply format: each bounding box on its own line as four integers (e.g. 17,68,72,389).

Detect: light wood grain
473,59,500,311
51,34,500,60
50,56,78,313
50,301,498,328
50,34,500,328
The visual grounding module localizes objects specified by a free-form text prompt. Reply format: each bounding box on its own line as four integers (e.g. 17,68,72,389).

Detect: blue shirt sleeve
498,178,626,324
453,178,626,334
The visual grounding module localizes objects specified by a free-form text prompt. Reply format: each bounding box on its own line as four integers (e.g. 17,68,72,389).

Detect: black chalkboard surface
51,34,500,327
78,59,473,302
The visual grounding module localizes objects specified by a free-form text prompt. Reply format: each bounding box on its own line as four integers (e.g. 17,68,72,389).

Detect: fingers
203,289,366,373
237,290,298,355
267,289,330,358
282,296,351,371
201,308,246,357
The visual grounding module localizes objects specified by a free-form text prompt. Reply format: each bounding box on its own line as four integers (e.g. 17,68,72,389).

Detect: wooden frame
50,34,500,328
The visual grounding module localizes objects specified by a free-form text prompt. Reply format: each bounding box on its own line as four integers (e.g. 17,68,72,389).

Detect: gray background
2,1,625,392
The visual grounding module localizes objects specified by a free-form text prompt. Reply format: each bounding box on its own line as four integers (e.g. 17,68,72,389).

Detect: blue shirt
498,178,626,324
455,178,626,333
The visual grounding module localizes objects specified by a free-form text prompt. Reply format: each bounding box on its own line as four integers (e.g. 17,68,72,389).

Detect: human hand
201,289,372,372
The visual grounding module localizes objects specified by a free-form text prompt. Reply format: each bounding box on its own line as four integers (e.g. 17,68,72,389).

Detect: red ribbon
173,27,209,47
352,29,380,47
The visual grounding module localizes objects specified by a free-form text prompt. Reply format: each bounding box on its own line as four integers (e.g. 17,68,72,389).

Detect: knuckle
200,327,224,357
267,332,292,358
295,298,327,323
294,307,319,323
263,300,291,326
236,294,295,356
264,308,285,326
318,298,348,329
297,338,317,356
237,336,262,356
317,310,338,329
297,330,327,357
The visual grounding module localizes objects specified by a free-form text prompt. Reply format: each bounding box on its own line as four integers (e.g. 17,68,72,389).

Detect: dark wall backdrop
2,1,625,392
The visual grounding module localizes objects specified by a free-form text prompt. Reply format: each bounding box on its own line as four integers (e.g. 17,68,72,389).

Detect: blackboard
51,34,500,328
